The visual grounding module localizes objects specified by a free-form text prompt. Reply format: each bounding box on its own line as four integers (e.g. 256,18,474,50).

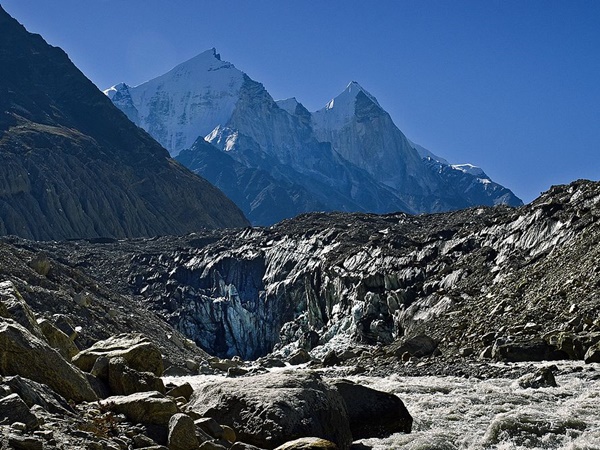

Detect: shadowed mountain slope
0,7,248,240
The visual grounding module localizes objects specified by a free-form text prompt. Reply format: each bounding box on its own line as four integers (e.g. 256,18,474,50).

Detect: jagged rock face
201,78,412,223
0,8,248,240
177,138,330,226
311,82,522,213
28,180,600,361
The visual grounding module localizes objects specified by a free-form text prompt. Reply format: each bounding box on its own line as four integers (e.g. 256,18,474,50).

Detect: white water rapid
351,362,600,449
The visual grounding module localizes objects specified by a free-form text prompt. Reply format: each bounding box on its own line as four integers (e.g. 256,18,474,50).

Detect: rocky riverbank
2,180,600,448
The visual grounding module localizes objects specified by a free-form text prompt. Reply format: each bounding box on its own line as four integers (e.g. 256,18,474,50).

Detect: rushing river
350,362,600,450
167,361,600,450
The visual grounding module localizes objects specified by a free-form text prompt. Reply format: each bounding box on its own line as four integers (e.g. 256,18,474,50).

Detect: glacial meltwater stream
168,361,600,450
350,362,600,450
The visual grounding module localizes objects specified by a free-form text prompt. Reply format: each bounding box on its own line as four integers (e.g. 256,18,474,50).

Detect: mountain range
107,49,522,225
0,9,248,240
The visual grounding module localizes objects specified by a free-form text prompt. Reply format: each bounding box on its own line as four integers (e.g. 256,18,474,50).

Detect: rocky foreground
2,180,600,448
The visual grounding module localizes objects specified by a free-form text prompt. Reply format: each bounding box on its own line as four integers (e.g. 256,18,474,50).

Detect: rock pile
1,282,413,449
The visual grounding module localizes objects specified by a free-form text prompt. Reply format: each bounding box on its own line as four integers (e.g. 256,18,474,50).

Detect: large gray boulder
328,379,412,438
186,371,352,450
72,333,164,376
100,391,178,425
0,320,97,402
168,413,200,450
385,334,438,358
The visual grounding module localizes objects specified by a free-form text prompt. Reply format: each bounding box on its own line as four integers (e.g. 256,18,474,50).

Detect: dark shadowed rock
492,338,565,362
186,371,352,450
166,382,194,402
0,393,38,429
288,349,311,365
4,375,74,416
517,367,557,389
329,379,412,438
385,334,438,358
584,342,600,364
0,6,248,241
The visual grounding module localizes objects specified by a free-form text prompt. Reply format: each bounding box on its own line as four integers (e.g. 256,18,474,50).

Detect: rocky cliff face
0,8,248,240
27,180,600,361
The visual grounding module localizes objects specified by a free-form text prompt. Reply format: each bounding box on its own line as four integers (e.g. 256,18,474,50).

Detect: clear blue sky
3,0,600,203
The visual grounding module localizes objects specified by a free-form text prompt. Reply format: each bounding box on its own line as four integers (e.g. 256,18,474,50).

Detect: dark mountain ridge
0,6,248,240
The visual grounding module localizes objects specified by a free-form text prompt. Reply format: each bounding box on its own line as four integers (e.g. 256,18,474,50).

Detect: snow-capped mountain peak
104,48,245,156
451,163,488,179
312,81,381,131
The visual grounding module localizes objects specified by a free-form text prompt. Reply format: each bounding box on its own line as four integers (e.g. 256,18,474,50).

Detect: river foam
350,362,600,449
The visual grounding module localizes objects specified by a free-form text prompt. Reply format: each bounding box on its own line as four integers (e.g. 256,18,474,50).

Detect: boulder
100,391,178,425
0,320,97,402
7,434,45,450
328,379,412,438
322,351,340,367
167,382,194,402
288,349,311,366
107,357,165,395
230,443,265,450
491,338,565,362
222,424,237,442
552,332,600,360
274,437,338,449
0,281,44,340
584,342,600,363
72,333,164,376
0,393,39,430
198,442,228,450
385,334,438,358
37,318,79,360
517,368,557,389
186,371,352,450
168,413,199,450
4,375,74,416
195,417,224,439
